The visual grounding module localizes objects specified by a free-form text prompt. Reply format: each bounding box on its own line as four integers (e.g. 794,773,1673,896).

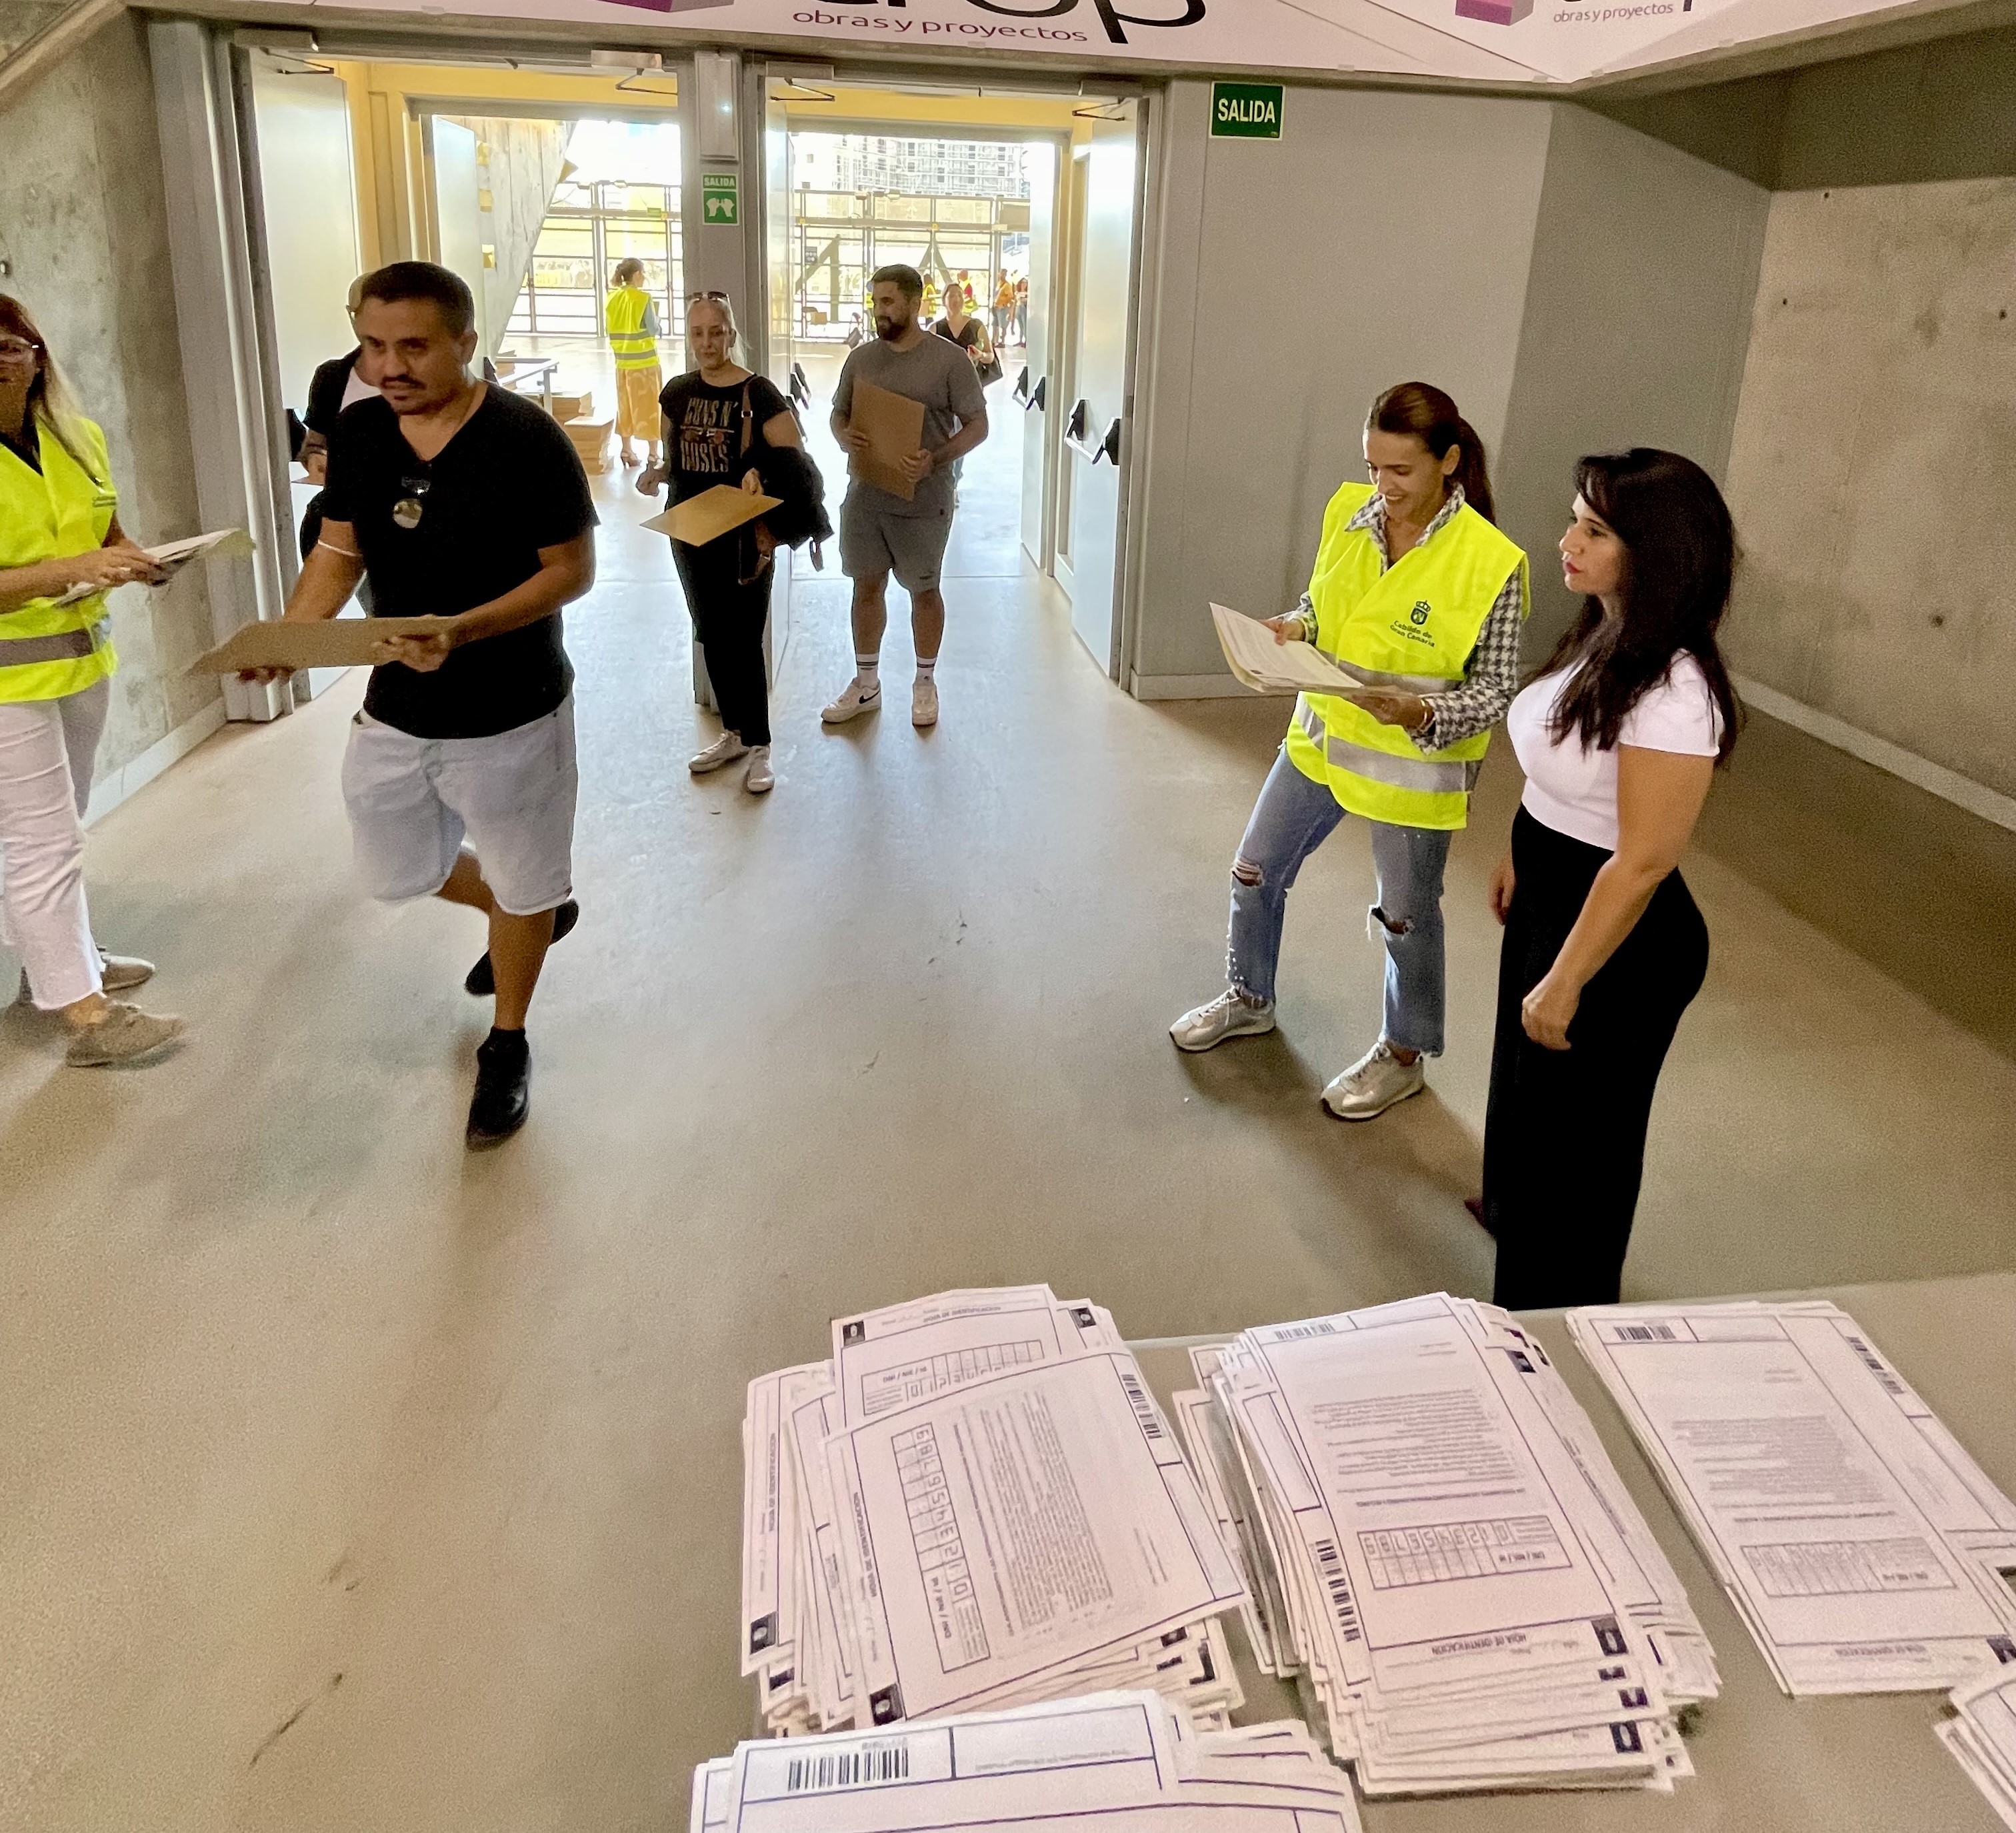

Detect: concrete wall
1131,81,1552,691
445,114,569,357
1721,175,2016,799
0,11,224,789
1129,89,1766,689
1497,106,1770,652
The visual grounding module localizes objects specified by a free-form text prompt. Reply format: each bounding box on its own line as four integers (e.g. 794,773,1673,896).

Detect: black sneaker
465,899,579,998
466,1028,531,1149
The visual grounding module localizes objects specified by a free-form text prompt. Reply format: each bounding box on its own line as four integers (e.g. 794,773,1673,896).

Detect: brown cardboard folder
642,483,783,547
189,615,457,674
847,381,925,501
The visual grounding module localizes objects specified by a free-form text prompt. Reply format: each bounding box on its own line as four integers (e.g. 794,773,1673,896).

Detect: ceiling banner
303,0,1959,87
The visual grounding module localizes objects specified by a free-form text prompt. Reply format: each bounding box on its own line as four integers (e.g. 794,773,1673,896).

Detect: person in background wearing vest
0,295,184,1066
1482,451,1739,1308
605,259,663,471
1172,382,1527,1121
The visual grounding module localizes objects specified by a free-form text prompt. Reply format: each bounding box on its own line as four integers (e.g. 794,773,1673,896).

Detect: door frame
747,65,1159,688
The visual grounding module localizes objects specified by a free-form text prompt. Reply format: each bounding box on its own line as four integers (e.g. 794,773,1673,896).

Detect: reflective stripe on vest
606,289,658,369
1296,700,1473,795
1311,649,1451,695
0,417,120,703
0,620,109,668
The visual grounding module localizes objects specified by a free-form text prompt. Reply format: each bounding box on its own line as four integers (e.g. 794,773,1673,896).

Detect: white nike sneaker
1320,1039,1426,1120
823,678,883,725
689,732,749,773
912,677,939,728
1169,988,1277,1053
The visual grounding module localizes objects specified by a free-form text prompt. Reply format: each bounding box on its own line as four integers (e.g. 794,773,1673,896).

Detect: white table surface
1129,1271,2016,1833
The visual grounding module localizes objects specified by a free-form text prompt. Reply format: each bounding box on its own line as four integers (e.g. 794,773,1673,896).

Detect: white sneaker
823,679,882,725
689,732,749,774
744,746,774,793
1170,988,1277,1053
1320,1040,1426,1121
912,677,939,728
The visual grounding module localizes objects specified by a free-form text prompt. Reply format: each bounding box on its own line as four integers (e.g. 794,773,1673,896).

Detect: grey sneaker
65,1002,185,1067
1321,1039,1426,1120
1170,988,1277,1053
689,732,749,774
16,949,155,1006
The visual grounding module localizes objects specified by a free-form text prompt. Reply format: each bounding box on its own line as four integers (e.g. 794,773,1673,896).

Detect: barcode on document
1119,1369,1166,1441
1845,1335,1907,1397
1271,1321,1337,1341
1312,1538,1363,1644
783,1744,911,1793
1616,1324,1679,1343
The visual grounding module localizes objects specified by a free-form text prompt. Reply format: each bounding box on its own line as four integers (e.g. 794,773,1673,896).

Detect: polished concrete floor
3,389,2013,1832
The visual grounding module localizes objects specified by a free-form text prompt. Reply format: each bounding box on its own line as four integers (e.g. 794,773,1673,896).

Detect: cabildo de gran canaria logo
1409,601,1431,626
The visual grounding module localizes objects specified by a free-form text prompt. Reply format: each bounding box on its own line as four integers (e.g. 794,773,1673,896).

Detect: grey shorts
840,495,954,593
340,695,577,915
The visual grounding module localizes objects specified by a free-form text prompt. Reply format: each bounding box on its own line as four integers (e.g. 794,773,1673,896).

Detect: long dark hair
1365,381,1496,525
1543,448,1741,763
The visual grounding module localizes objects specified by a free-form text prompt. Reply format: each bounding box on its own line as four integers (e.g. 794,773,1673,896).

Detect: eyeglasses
0,337,40,360
687,291,731,305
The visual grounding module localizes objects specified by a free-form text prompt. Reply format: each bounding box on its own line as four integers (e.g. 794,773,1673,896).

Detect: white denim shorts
339,695,577,915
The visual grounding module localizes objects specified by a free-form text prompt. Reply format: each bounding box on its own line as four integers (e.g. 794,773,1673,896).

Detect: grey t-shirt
833,331,987,516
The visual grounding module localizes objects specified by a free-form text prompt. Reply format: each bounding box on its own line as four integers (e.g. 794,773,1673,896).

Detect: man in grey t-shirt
823,265,989,730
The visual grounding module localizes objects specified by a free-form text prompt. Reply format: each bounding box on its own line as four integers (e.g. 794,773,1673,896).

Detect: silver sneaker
1170,988,1277,1053
65,1002,185,1068
1321,1039,1426,1120
689,732,749,774
16,948,153,1006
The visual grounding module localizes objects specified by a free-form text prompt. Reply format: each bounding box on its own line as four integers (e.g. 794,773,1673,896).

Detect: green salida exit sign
1211,81,1283,139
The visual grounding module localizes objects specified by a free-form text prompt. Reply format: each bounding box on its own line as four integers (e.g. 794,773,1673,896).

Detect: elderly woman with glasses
640,291,802,795
0,295,184,1065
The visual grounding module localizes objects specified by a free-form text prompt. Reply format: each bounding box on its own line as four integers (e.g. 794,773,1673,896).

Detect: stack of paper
1569,1299,2016,1695
741,1286,1250,1738
1943,1667,2016,1830
1177,1292,1716,1796
691,1690,1360,1833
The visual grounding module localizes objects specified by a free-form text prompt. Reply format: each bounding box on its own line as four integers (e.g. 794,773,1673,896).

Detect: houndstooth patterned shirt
1292,484,1525,753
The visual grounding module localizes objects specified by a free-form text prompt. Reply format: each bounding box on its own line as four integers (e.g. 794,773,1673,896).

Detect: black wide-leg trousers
1483,807,1710,1311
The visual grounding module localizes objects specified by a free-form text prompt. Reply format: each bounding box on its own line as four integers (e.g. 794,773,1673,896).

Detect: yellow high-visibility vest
0,414,119,703
1283,479,1527,831
605,286,659,371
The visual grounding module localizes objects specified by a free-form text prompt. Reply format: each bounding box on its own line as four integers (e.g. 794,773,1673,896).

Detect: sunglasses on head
687,291,731,305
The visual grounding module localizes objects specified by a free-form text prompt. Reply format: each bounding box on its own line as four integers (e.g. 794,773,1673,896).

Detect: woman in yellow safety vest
1171,381,1528,1122
605,258,664,469
0,295,185,1066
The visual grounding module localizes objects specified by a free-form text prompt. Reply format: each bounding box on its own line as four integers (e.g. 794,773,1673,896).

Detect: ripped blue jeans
1225,749,1452,1056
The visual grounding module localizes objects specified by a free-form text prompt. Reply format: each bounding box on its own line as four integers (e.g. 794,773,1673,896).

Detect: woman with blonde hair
641,292,802,793
0,294,183,1064
605,257,663,469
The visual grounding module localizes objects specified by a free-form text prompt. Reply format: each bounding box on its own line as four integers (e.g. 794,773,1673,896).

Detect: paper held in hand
1211,602,1382,699
642,484,781,548
53,528,253,607
188,615,456,675
847,381,926,503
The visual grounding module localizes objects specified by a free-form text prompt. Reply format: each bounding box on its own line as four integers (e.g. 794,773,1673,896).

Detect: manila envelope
847,381,926,501
641,483,783,547
189,615,457,675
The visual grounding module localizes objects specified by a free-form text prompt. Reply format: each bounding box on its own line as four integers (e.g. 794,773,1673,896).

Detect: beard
875,311,907,340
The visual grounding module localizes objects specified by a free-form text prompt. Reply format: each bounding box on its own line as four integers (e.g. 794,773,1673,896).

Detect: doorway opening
759,78,1146,682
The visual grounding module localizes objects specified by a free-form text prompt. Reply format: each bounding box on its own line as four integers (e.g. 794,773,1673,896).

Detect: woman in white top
1481,448,1740,1309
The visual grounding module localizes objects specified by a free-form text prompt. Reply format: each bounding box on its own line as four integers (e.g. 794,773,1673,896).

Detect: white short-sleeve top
1507,655,1723,851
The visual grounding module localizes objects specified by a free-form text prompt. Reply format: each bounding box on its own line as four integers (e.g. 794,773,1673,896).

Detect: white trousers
0,677,109,1010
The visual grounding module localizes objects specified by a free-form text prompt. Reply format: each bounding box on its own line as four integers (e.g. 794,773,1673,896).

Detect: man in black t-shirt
263,261,598,1148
